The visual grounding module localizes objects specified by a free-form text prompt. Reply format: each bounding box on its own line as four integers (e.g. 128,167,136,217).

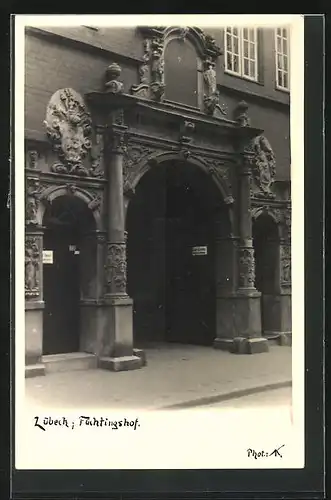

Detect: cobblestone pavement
25,344,292,411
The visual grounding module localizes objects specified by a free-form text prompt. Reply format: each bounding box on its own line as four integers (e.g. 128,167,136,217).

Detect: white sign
42,250,53,264
192,246,207,256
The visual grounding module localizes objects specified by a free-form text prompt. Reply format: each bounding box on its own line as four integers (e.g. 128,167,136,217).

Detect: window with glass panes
225,27,258,81
275,28,289,90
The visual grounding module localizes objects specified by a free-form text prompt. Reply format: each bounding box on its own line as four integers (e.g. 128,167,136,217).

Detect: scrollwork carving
44,88,92,176
238,247,255,289
25,236,40,298
105,243,127,294
88,194,102,211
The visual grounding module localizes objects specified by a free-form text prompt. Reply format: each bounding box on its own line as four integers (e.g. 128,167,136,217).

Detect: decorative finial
105,63,124,94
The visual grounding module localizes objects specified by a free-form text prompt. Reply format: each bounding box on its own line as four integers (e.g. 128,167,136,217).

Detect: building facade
24,24,291,377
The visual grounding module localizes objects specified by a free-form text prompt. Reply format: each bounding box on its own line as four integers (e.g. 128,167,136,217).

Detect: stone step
42,352,97,374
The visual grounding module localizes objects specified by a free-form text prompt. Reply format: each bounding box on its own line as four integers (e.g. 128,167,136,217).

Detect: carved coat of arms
44,88,92,175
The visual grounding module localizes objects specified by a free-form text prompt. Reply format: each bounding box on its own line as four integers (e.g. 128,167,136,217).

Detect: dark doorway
126,161,219,347
42,195,95,355
253,213,280,336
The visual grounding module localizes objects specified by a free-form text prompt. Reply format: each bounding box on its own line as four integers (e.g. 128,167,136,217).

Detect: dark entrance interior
126,161,220,347
42,195,95,355
253,213,279,335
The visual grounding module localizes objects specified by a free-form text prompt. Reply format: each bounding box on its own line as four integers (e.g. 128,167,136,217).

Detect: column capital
107,124,128,154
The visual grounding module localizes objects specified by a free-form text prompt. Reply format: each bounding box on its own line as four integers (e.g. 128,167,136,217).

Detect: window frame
275,27,290,92
224,27,259,83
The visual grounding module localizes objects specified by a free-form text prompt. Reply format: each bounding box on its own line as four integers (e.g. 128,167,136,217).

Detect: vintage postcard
15,14,305,471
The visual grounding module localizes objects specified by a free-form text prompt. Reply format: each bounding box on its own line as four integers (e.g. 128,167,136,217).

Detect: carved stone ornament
238,247,255,288
25,236,40,298
250,135,276,198
179,120,195,145
234,100,250,127
280,244,291,284
90,131,104,178
123,143,153,195
25,178,44,226
204,158,233,202
44,88,92,176
105,243,127,294
105,63,124,94
281,209,291,240
202,58,227,117
88,193,102,211
27,150,39,170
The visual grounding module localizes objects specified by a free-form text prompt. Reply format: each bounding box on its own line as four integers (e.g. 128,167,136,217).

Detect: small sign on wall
192,246,208,256
42,250,53,264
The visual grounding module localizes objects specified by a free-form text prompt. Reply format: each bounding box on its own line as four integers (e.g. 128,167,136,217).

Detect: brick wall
25,32,139,134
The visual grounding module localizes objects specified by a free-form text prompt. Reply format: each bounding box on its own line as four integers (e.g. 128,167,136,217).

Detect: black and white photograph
15,14,305,471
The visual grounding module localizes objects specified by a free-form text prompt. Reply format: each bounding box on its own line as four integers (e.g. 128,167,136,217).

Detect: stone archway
41,191,99,355
125,155,233,347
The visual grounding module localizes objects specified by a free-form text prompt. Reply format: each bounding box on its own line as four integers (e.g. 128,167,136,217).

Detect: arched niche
163,36,201,108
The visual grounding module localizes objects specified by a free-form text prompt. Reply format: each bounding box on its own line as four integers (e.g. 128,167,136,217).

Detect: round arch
38,184,102,231
124,151,233,220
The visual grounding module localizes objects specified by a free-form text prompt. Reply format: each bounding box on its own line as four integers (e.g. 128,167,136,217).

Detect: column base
214,336,269,354
25,363,45,378
264,331,292,346
98,355,144,372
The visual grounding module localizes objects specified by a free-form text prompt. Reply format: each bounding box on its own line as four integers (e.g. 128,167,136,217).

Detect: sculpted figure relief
25,237,40,297
251,135,276,197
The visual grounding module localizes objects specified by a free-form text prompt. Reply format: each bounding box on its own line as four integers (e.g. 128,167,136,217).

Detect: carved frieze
238,247,255,289
105,243,127,294
25,236,40,298
280,244,291,284
250,135,276,198
44,88,92,176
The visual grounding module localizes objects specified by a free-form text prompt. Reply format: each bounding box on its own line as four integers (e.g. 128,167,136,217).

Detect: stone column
25,167,46,377
215,151,268,354
25,228,45,377
98,125,144,371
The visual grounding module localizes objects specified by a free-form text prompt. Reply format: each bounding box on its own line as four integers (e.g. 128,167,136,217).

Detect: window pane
249,42,255,59
283,55,288,71
244,40,249,57
282,28,287,39
249,28,255,41
249,60,255,78
226,33,232,51
284,72,288,89
233,36,239,54
243,58,249,76
283,37,288,55
277,27,282,37
233,27,238,36
278,71,283,86
277,35,282,53
277,54,283,70
227,53,233,70
243,27,248,39
233,55,240,73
